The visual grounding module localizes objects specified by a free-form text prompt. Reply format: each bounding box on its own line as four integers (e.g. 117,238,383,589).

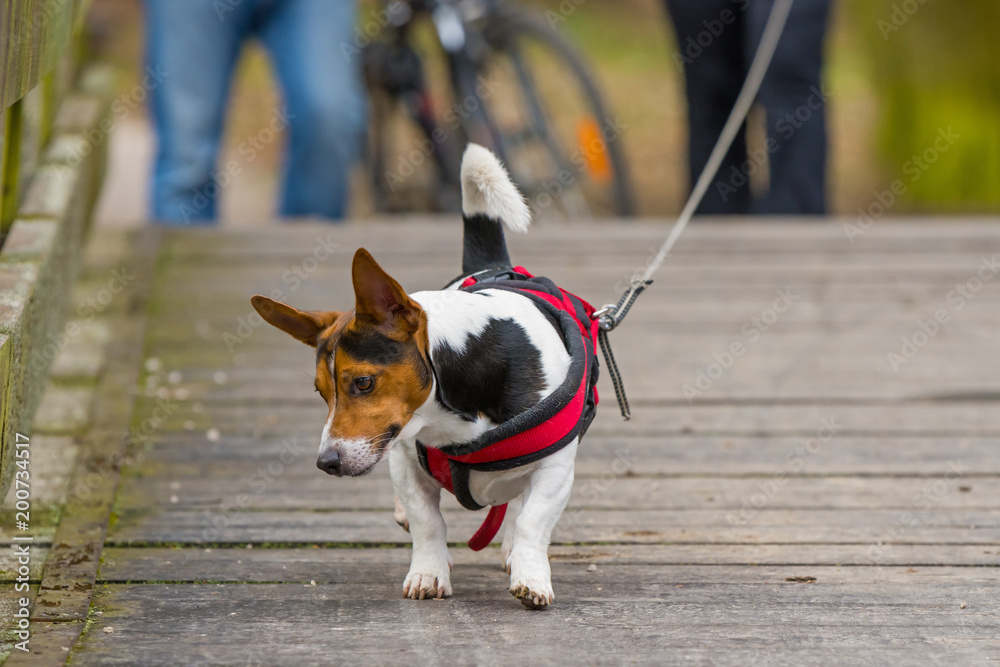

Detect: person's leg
664,0,752,215
145,0,251,224
747,0,832,214
256,0,366,220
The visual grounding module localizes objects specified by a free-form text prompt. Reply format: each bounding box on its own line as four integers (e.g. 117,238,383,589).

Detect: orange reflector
577,117,612,184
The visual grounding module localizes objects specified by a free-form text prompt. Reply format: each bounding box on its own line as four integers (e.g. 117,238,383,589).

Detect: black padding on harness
436,274,597,458
415,269,600,511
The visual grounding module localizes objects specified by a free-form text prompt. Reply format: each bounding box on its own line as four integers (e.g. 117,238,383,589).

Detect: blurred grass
845,0,1000,211
85,0,999,217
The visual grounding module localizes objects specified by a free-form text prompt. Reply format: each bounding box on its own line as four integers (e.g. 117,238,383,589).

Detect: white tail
460,144,531,233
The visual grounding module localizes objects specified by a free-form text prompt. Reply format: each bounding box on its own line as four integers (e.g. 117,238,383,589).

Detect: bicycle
362,0,636,221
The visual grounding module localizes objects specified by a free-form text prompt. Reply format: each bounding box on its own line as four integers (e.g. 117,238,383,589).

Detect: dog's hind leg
389,442,453,600
393,494,409,532
508,439,577,609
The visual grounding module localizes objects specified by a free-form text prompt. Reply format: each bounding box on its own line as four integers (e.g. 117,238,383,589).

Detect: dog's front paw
510,580,553,609
509,551,553,609
402,563,452,600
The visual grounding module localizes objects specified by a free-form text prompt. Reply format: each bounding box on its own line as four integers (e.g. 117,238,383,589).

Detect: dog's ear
352,248,420,333
250,295,341,347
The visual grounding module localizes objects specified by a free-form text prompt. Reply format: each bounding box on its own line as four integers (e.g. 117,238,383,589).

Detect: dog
251,144,600,609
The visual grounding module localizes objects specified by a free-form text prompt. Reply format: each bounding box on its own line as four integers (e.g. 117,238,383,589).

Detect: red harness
416,267,600,550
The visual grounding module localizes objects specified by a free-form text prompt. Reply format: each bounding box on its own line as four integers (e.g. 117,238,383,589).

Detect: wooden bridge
4,218,999,665
1,1,998,663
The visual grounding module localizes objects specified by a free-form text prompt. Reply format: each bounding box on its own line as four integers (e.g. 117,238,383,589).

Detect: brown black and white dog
252,145,588,609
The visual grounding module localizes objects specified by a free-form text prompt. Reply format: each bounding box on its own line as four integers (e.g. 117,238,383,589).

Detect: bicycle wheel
363,38,464,213
454,7,636,221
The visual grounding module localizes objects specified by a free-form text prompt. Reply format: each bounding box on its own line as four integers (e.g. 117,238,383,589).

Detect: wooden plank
3,620,84,665
0,434,76,574
0,526,56,547
155,223,1000,290
120,359,1000,402
96,544,1000,582
162,220,1000,258
154,256,1000,292
121,433,1000,475
150,323,1000,357
1,0,80,110
68,571,1000,666
104,507,1000,547
1,98,23,232
28,231,160,625
14,84,43,210
120,398,1000,439
113,475,999,513
165,244,1000,271
138,223,1000,404
0,68,115,500
0,547,48,580
147,293,1000,340
0,436,78,506
592,403,1000,435
157,254,1000,283
147,292,1000,325
0,582,40,660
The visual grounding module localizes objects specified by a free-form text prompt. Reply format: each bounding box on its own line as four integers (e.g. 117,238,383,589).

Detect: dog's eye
353,376,374,394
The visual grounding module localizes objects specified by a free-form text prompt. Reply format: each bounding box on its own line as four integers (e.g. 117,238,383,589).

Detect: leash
594,0,795,420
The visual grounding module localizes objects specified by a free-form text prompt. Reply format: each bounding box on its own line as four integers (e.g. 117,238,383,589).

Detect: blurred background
86,0,1000,227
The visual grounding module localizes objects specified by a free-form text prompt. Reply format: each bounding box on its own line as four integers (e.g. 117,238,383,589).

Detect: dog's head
251,249,432,476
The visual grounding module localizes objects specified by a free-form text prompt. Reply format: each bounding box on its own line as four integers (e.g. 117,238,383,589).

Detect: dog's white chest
467,464,539,506
468,439,578,508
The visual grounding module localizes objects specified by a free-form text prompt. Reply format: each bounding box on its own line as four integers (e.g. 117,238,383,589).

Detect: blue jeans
145,0,366,224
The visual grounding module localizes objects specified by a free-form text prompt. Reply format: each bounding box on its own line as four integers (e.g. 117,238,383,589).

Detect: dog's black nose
317,450,342,476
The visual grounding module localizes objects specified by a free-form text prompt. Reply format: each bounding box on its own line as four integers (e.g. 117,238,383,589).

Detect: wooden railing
2,0,90,238
1,0,113,500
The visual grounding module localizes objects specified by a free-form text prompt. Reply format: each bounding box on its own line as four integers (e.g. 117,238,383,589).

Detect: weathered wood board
19,220,998,666
70,568,1000,666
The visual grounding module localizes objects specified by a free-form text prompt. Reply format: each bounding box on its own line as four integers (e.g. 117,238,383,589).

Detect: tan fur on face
315,309,432,460
252,248,431,474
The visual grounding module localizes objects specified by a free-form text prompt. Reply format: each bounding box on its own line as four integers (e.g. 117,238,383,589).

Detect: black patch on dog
338,327,432,387
432,318,545,423
339,328,407,366
462,213,511,275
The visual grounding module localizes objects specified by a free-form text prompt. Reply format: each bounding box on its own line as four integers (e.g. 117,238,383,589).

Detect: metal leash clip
591,279,652,420
594,278,652,332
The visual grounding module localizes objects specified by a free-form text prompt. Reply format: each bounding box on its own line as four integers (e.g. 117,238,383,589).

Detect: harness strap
417,266,600,550
597,327,629,420
445,365,588,465
592,279,651,420
468,504,507,551
418,443,509,551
